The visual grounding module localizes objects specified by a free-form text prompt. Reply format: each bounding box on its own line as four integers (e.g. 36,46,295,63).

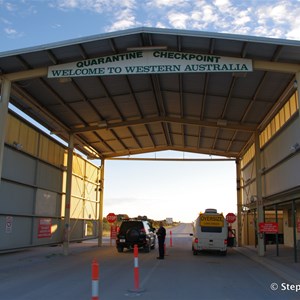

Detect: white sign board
48,50,252,78
166,218,173,225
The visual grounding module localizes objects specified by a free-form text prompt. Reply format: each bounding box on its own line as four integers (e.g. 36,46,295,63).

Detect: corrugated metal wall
0,113,101,251
242,116,300,202
241,115,300,246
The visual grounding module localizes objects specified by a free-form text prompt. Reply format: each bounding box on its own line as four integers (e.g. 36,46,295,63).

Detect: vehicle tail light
224,239,228,245
194,238,199,243
140,228,146,233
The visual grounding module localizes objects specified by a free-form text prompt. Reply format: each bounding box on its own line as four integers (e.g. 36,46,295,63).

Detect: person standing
156,222,166,259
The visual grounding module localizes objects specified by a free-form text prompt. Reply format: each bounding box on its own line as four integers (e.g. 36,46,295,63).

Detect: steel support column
63,134,74,256
275,204,279,257
236,158,242,246
296,73,300,103
0,79,11,183
296,72,300,132
98,158,105,247
292,200,298,263
254,132,264,256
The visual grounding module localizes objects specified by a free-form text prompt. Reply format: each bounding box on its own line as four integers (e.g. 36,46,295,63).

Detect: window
201,227,222,233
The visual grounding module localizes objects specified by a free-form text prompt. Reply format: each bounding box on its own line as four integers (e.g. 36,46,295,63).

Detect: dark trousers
158,238,165,258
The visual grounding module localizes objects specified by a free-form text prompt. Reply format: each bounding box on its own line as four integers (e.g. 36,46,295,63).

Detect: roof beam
107,157,235,162
2,67,48,82
240,72,268,123
10,84,106,158
71,116,256,133
103,145,238,159
253,60,300,73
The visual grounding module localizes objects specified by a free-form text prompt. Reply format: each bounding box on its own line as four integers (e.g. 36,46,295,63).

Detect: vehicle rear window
120,221,143,232
201,226,222,233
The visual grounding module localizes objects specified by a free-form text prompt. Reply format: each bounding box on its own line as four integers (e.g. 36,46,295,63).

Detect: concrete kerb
234,246,300,285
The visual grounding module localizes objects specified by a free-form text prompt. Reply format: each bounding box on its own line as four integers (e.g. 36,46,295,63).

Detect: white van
191,208,228,256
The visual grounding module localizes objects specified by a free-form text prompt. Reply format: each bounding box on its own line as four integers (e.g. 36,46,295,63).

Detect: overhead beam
10,84,105,159
253,60,300,73
2,67,48,82
107,157,235,162
71,116,256,133
101,145,238,159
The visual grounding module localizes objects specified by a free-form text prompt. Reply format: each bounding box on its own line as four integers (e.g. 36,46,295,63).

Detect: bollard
92,259,99,300
133,244,139,290
170,230,173,247
126,244,145,295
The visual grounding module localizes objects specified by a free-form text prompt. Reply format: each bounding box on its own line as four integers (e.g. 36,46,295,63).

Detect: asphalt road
0,223,298,300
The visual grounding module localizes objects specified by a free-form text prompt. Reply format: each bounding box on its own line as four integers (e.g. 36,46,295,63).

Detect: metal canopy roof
1,27,300,159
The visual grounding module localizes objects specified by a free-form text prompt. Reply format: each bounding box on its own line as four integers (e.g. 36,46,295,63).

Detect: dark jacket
156,226,166,242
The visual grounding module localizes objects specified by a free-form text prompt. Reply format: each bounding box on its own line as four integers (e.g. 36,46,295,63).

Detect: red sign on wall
297,220,300,233
110,225,118,239
38,218,52,238
259,222,278,234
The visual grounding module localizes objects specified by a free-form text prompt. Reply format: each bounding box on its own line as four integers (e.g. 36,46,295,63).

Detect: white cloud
155,21,167,28
2,0,299,43
45,0,300,41
146,0,188,8
57,0,78,9
51,23,62,29
0,17,12,25
4,2,17,12
201,5,219,23
253,1,300,40
108,15,137,31
50,0,139,31
232,9,251,26
51,0,136,13
266,4,289,24
105,3,139,31
287,20,300,40
4,27,17,35
3,27,23,38
213,0,232,12
167,12,190,29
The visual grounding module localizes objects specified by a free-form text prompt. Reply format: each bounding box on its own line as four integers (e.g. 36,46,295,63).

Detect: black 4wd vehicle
116,220,156,253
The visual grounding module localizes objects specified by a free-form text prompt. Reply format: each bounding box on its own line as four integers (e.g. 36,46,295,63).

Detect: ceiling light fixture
290,142,300,152
232,72,247,78
97,120,108,129
58,77,72,83
294,80,298,88
217,119,227,126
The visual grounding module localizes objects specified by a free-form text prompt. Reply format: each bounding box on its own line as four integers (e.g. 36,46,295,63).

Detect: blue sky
1,0,299,222
1,0,300,52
